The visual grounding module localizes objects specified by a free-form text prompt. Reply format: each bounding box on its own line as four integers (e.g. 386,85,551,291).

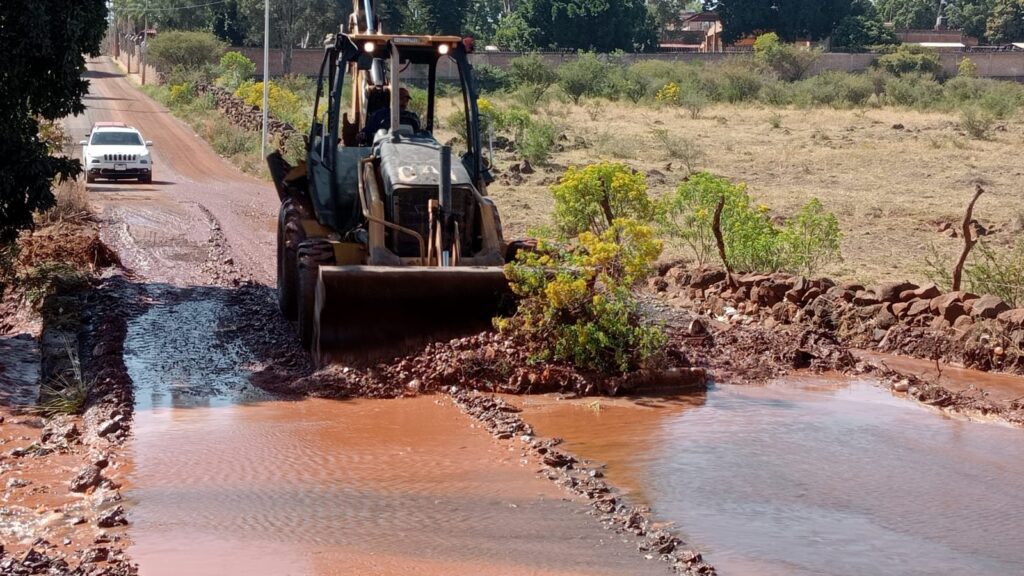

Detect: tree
947,0,997,42
711,0,856,43
831,0,900,50
146,31,225,76
507,0,658,52
0,0,107,243
874,0,939,29
986,0,1024,43
238,0,343,74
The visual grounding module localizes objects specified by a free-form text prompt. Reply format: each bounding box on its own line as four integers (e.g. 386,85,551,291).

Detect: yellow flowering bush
499,219,665,374
552,162,656,237
655,82,681,105
234,80,303,127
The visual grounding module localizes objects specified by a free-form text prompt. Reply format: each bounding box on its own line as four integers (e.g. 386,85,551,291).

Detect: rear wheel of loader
277,199,304,320
296,239,334,350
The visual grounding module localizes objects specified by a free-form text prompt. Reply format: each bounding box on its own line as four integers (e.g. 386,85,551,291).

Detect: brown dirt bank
1,221,136,575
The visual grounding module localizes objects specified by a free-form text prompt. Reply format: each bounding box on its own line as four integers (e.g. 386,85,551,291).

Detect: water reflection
519,379,1024,576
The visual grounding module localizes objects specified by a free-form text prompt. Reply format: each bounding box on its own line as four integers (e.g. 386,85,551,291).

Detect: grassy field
458,99,1024,285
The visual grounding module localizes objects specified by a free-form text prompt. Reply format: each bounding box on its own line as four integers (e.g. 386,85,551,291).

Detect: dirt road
66,56,277,286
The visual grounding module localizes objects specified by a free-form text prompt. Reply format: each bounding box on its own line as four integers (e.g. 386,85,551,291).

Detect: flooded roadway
123,292,668,576
517,378,1024,575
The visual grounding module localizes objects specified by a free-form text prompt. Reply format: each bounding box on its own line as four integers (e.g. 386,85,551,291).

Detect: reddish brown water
518,377,1024,576
124,293,668,576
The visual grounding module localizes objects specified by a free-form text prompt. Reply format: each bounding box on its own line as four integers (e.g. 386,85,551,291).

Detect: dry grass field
460,100,1024,285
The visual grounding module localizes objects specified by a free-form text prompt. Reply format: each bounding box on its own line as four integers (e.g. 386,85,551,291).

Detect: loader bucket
312,266,513,366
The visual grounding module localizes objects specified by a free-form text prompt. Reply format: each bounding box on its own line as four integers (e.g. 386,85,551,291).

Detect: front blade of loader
313,266,512,366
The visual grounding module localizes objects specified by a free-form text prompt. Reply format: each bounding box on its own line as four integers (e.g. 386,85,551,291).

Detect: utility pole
261,0,270,160
141,5,148,85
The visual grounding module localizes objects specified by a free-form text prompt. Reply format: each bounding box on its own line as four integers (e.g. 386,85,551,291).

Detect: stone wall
195,84,299,151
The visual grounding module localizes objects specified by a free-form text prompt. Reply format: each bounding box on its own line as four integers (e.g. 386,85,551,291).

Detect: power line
119,0,232,13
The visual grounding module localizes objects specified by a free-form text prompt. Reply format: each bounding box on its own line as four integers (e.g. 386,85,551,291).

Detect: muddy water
518,378,1024,576
124,292,667,576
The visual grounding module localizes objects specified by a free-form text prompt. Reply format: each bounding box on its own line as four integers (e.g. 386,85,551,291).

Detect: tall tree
874,0,939,29
0,0,107,242
710,0,856,43
986,0,1024,42
239,0,344,74
402,0,471,34
505,0,657,51
946,0,996,41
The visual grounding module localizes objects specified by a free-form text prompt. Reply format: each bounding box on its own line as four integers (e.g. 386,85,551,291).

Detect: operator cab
307,32,491,237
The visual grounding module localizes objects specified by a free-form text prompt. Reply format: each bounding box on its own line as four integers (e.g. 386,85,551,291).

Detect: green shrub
216,51,255,92
925,240,1024,307
519,120,559,165
877,44,942,77
508,53,557,105
710,59,764,102
682,89,709,118
660,172,841,274
557,52,608,105
777,198,843,275
165,63,216,86
791,71,875,108
753,33,820,82
609,66,650,103
146,30,225,76
551,162,656,236
497,219,666,375
474,63,510,93
960,106,994,138
964,240,1024,307
884,73,941,108
651,128,703,174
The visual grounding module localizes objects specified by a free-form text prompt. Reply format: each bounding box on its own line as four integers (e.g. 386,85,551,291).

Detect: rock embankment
195,84,298,151
652,266,1024,375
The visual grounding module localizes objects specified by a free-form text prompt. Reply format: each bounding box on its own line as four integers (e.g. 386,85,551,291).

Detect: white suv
80,122,154,184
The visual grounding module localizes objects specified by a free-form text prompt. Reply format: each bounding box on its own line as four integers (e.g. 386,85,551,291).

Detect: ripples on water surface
520,378,1024,576
123,292,668,576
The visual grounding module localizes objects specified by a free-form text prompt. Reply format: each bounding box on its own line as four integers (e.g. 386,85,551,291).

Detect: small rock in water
893,379,910,393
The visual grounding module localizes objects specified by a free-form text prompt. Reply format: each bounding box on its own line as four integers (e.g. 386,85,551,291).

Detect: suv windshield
91,131,143,146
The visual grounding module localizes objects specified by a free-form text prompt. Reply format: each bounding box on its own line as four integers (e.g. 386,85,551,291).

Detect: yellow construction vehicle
268,0,511,366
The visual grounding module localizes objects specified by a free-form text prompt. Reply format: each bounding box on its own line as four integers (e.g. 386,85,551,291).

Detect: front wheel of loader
277,199,304,320
296,239,334,350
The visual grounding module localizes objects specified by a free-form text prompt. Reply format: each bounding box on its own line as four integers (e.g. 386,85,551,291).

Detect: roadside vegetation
127,30,1024,374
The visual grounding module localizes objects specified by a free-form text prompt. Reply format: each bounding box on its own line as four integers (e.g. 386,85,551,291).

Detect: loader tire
296,239,334,350
277,199,305,320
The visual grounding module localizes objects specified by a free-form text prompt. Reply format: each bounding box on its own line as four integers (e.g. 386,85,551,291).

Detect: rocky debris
260,327,703,400
40,416,79,446
449,388,715,575
69,466,102,493
96,506,128,529
970,295,1011,320
0,545,137,575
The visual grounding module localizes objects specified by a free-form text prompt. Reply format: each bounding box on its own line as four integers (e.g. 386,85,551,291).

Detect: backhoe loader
267,0,511,366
